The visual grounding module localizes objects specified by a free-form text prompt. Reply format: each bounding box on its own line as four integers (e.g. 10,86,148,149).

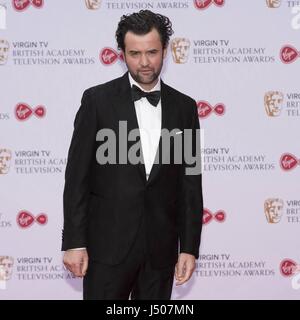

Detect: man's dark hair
116,10,174,51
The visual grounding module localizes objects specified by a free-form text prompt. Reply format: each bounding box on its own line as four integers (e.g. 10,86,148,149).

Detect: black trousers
83,216,175,300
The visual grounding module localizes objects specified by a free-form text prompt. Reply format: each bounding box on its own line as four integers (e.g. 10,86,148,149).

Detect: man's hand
63,249,88,277
175,253,196,286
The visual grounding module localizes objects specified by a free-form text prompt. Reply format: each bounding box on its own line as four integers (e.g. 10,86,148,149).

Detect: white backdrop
1,0,300,300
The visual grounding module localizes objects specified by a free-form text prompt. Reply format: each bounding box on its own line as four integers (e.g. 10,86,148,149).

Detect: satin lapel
147,80,174,185
112,72,146,181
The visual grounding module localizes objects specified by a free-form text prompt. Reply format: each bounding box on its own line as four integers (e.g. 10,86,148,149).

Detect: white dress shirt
128,73,162,180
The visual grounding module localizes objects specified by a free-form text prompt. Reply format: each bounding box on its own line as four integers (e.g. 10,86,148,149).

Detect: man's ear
121,50,126,61
163,47,168,59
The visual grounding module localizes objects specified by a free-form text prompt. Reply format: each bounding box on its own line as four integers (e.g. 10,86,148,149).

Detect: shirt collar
128,72,161,92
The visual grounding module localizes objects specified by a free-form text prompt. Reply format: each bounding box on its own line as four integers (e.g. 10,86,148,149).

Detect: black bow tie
131,84,161,107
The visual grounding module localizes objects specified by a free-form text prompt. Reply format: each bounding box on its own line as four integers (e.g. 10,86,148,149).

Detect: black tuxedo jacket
62,72,203,268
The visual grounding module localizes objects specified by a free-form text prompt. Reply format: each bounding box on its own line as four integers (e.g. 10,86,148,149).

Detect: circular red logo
17,210,48,228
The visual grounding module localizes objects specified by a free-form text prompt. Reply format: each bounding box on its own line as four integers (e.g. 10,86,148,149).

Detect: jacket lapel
147,80,174,185
112,72,147,181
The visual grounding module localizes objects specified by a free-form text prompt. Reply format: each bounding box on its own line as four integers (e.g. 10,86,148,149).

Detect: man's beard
130,69,160,85
125,55,164,87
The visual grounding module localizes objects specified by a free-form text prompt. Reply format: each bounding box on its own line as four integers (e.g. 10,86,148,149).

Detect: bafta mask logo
85,0,101,10
170,38,190,64
264,91,284,117
266,0,281,8
0,39,9,65
0,148,12,174
0,256,14,281
264,198,284,223
194,0,224,10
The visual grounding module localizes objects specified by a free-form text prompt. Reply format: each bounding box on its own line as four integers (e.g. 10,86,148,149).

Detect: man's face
0,149,12,174
0,257,13,281
265,199,284,223
265,92,283,116
171,38,190,64
85,0,101,9
0,40,9,65
123,28,167,90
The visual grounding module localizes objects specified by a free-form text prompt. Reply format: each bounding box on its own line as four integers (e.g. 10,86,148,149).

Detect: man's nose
140,54,150,67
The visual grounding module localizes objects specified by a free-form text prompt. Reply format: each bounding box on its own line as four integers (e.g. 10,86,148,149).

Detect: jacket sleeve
62,89,97,251
178,100,203,258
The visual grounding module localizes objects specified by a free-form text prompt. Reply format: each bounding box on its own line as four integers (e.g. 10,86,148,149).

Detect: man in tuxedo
62,10,203,300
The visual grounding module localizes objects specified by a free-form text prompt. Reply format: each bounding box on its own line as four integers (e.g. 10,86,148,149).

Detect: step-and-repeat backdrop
1,0,300,300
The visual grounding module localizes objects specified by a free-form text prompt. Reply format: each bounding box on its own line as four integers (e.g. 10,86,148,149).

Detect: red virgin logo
12,0,43,11
203,208,226,225
197,100,225,118
280,45,300,64
194,0,224,10
99,47,123,65
280,153,300,171
15,103,46,121
17,210,47,228
280,259,300,277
